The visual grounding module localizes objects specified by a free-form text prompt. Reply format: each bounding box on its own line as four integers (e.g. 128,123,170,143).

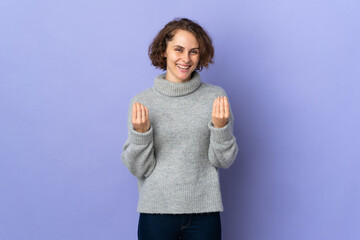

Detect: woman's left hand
211,96,230,128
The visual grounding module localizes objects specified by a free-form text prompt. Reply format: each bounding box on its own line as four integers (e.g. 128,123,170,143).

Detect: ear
163,52,167,58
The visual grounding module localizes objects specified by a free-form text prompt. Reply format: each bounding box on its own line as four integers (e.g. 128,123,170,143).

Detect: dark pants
138,212,221,240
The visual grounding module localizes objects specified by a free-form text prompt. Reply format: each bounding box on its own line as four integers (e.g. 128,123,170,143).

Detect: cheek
166,54,174,64
167,52,178,62
192,56,200,65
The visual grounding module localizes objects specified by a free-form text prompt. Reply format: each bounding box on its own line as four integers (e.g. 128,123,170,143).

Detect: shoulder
132,87,153,100
199,82,228,97
127,87,156,107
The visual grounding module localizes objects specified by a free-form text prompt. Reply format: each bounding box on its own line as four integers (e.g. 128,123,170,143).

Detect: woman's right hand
132,102,151,133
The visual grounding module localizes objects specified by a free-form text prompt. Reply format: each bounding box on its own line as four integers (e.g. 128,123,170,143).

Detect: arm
121,98,156,179
207,92,239,169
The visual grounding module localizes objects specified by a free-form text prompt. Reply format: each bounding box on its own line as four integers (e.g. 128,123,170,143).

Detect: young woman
121,18,239,240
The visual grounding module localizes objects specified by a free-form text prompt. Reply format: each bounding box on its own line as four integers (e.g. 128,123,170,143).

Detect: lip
176,64,191,72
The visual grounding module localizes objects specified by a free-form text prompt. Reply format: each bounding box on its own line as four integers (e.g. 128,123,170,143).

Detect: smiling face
163,30,200,83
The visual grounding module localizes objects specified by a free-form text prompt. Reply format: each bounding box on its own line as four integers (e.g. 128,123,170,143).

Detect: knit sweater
121,71,239,214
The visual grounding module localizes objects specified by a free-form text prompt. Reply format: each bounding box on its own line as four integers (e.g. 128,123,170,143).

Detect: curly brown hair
148,18,214,72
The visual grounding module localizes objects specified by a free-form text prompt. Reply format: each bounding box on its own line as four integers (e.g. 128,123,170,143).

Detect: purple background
1,0,359,239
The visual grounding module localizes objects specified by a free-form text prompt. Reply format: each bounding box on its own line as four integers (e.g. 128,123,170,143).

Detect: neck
165,72,192,83
153,71,202,97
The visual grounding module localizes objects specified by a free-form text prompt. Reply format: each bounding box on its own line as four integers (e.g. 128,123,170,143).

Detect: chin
178,74,192,82
179,70,195,80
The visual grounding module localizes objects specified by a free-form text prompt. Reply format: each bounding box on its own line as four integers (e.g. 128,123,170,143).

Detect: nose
182,51,191,63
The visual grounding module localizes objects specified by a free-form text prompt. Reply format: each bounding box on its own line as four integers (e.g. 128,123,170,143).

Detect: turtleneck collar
153,71,202,97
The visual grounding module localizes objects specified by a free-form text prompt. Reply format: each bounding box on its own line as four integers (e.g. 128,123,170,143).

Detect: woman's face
164,30,200,83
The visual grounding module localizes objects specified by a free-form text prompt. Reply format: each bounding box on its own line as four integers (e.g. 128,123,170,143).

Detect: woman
121,18,239,240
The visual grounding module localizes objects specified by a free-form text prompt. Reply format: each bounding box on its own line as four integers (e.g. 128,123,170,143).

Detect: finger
212,98,217,116
219,97,224,118
136,103,142,121
132,102,137,122
215,97,220,115
145,106,149,120
140,104,145,122
224,96,230,118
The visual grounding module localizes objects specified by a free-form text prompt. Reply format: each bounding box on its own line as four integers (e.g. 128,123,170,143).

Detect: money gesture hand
211,96,230,128
132,102,151,133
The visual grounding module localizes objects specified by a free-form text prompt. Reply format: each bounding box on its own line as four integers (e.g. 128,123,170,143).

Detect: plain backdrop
1,0,359,239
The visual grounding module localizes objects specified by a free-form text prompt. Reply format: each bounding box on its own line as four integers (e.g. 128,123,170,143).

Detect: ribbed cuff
128,125,153,145
208,120,233,142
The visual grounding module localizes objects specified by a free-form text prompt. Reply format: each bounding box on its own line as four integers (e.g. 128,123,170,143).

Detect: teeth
177,64,190,69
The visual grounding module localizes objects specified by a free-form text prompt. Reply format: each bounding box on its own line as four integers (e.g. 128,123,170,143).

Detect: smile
176,64,191,70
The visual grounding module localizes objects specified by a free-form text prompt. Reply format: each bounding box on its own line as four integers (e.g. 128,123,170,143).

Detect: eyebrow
173,45,200,50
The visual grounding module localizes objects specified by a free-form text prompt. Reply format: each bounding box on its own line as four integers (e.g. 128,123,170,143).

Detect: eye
175,48,183,52
191,50,199,54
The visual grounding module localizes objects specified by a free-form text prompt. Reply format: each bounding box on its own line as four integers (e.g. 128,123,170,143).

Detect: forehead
168,30,199,46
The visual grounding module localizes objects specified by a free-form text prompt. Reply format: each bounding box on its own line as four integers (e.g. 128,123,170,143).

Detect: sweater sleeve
121,97,156,179
207,90,239,169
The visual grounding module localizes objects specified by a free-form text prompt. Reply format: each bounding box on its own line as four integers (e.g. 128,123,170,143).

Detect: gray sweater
121,71,239,214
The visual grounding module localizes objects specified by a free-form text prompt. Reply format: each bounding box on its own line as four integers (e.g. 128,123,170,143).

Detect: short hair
148,18,214,71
